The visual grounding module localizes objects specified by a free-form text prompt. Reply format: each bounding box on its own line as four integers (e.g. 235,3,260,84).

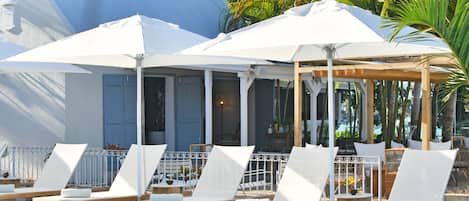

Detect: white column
358,80,368,142
204,70,213,145
305,80,322,145
239,72,255,146
165,77,176,150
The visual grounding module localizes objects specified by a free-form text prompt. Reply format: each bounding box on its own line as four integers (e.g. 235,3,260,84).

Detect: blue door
103,75,136,149
175,76,203,151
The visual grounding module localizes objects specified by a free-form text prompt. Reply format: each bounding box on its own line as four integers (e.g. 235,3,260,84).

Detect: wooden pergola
293,56,455,150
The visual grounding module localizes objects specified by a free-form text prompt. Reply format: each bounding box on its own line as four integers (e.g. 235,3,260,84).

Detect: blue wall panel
175,76,203,151
103,74,137,148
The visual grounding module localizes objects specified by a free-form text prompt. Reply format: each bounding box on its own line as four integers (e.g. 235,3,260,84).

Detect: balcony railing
0,146,381,198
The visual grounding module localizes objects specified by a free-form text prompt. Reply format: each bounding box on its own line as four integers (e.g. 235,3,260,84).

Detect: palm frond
383,0,469,103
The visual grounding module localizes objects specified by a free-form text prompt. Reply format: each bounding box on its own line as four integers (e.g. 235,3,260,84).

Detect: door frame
144,75,176,150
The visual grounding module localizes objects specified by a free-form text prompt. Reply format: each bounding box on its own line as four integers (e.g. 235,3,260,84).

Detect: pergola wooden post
294,61,302,147
366,79,374,144
292,56,451,149
421,60,431,150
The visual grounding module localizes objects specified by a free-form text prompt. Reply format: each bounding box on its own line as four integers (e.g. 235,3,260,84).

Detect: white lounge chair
237,146,338,201
182,145,255,201
430,141,452,150
305,143,322,148
354,142,385,160
408,139,452,150
391,141,405,148
0,143,87,200
33,144,167,201
407,139,422,149
0,141,7,158
388,149,458,201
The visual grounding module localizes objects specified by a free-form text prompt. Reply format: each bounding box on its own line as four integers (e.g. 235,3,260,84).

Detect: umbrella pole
325,46,335,201
136,55,144,201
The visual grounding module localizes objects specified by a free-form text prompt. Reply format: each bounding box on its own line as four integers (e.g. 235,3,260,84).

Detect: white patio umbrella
4,15,269,199
183,0,450,199
0,38,90,74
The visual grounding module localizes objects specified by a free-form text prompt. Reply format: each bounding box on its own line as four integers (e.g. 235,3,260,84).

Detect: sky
54,0,228,38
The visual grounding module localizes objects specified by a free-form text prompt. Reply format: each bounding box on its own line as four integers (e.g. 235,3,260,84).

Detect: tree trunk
432,87,438,140
380,81,388,143
349,83,353,137
397,81,411,143
442,92,457,142
411,82,422,140
319,90,328,145
390,81,399,142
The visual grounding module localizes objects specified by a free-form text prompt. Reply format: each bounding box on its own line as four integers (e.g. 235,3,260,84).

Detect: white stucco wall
0,0,74,146
0,72,67,146
1,0,74,47
65,66,134,148
0,0,226,148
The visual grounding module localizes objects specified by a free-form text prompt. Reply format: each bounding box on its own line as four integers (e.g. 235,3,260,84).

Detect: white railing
0,146,126,187
0,146,381,198
335,156,382,201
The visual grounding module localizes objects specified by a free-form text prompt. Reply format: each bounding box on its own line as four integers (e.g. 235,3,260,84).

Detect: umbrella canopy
0,38,90,74
5,15,205,67
184,0,449,61
3,14,269,200
183,1,451,200
5,15,268,68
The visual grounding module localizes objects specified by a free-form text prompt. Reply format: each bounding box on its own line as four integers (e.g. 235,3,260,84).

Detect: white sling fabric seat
33,144,167,201
354,142,384,169
237,147,338,201
0,144,87,200
184,145,255,201
430,141,452,150
407,139,422,149
388,149,458,201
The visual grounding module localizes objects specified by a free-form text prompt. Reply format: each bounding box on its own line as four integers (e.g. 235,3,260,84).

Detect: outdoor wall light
0,0,16,31
219,100,224,106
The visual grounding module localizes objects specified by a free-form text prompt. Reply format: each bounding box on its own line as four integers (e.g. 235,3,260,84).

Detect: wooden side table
0,178,21,187
372,169,384,196
151,184,184,194
384,148,405,198
336,193,372,201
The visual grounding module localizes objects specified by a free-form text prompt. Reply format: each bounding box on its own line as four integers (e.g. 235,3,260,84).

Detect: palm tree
223,0,310,32
384,0,469,141
223,0,388,32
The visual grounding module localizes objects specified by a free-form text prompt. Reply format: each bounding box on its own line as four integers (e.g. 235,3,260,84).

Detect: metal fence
335,155,382,200
0,146,381,198
0,146,126,187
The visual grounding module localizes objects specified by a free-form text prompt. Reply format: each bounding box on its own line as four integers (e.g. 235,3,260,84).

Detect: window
0,0,16,31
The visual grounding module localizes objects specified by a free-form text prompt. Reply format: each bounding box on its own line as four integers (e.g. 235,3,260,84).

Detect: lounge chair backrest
430,141,452,150
391,141,405,148
191,145,255,200
305,143,322,148
354,142,385,161
274,147,338,201
388,149,457,201
109,144,167,196
0,142,7,158
408,140,451,150
34,143,87,189
407,139,422,149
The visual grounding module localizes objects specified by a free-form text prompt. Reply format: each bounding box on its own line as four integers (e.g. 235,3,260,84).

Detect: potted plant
2,171,8,178
165,173,175,185
343,176,359,195
272,119,279,134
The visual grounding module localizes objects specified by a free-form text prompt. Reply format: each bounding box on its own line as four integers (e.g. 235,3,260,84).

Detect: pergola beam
299,62,420,73
312,69,448,83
